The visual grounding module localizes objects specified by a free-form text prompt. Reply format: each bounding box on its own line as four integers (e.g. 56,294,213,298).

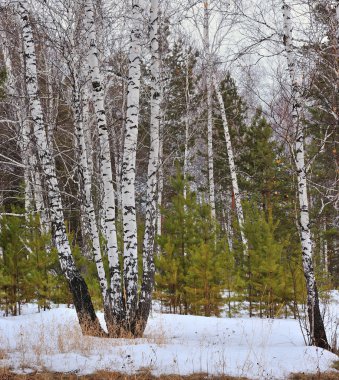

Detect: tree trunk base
68,274,107,337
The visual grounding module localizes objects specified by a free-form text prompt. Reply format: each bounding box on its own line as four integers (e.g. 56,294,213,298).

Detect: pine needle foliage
155,171,228,316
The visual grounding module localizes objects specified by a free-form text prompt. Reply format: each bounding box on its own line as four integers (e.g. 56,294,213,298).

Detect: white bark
18,0,77,279
1,30,49,233
1,36,32,213
213,77,248,255
283,2,328,349
81,82,94,178
121,0,143,324
203,1,216,218
72,67,108,305
138,0,161,325
183,51,191,200
18,0,102,335
156,125,163,241
84,0,122,315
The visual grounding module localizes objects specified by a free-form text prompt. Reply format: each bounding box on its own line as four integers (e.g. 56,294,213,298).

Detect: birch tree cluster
0,0,337,349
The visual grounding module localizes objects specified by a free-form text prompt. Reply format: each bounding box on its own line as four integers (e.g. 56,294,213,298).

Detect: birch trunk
1,31,49,234
213,78,248,256
84,0,123,332
72,66,112,324
137,0,161,335
183,51,191,200
204,1,216,218
283,2,329,350
156,125,163,243
121,0,142,331
1,36,32,213
18,0,103,336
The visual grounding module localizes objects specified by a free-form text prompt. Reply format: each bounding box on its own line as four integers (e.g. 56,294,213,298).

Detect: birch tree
213,77,248,256
17,0,104,336
0,23,49,235
137,0,161,335
121,0,143,331
203,1,216,218
83,0,123,333
71,61,112,329
282,2,330,350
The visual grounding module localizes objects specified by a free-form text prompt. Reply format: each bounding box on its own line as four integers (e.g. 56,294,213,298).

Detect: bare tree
282,1,330,350
17,0,104,336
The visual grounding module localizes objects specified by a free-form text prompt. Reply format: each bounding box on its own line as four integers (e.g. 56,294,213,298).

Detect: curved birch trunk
18,0,104,336
204,1,216,218
121,0,142,331
283,2,330,350
84,0,123,333
136,0,160,336
213,78,248,256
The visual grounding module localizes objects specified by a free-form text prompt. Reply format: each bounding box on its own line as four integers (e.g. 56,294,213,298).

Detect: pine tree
241,204,302,318
240,109,285,216
0,211,68,315
155,171,227,316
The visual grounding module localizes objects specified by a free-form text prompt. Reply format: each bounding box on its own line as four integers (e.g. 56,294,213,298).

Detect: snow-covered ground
0,294,338,379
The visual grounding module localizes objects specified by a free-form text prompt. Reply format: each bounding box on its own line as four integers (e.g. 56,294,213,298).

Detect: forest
0,0,338,361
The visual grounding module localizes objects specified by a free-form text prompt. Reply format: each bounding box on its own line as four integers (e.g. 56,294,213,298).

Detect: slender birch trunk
1,31,49,234
137,0,161,335
183,51,191,200
81,82,94,178
121,0,142,331
156,124,163,243
84,0,123,331
18,0,103,336
1,36,33,213
72,66,111,319
283,2,329,350
213,78,248,255
204,1,216,218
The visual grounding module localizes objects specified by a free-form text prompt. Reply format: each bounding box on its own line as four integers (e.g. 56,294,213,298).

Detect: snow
0,296,338,379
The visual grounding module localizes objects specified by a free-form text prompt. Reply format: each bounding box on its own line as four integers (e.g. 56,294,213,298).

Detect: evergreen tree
155,171,227,316
0,212,69,315
241,203,304,318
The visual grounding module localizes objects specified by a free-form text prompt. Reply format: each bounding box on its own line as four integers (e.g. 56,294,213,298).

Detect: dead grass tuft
289,372,339,380
0,351,7,360
331,361,339,371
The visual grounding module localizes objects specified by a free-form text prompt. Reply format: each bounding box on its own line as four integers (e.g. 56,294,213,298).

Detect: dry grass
0,368,250,380
288,372,339,380
1,368,339,379
4,316,170,366
331,361,339,371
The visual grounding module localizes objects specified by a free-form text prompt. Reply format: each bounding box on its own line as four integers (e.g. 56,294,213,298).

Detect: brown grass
0,368,250,380
1,368,339,379
288,372,339,380
331,361,339,371
0,351,6,360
